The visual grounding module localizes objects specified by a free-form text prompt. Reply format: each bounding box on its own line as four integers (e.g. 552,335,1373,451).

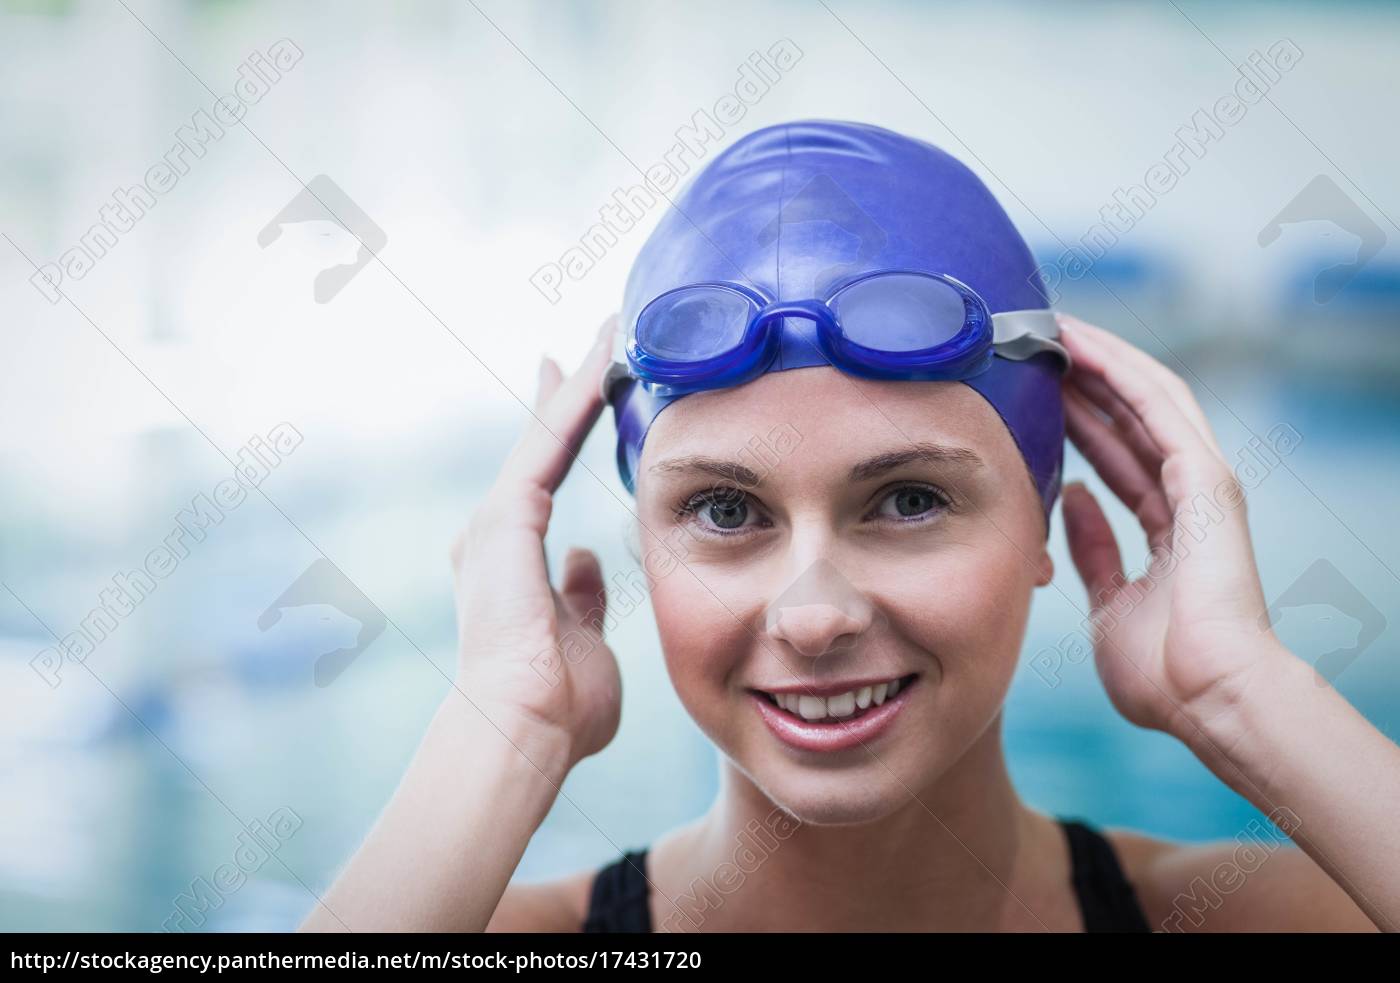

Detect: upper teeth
770,678,903,721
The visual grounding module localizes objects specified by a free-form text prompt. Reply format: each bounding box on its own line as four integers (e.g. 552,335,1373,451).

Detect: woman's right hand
448,316,623,777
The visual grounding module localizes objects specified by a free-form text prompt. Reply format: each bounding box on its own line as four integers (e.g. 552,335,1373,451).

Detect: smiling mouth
752,674,918,725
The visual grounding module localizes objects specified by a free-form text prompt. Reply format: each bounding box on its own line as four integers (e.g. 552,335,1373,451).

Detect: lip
749,674,917,753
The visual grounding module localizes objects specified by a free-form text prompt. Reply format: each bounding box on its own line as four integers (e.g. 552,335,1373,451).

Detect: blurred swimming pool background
2,0,1398,931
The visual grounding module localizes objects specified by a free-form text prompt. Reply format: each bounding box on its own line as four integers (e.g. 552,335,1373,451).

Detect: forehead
636,366,1023,488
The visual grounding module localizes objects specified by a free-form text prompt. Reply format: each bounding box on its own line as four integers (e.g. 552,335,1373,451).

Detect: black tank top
582,817,1151,932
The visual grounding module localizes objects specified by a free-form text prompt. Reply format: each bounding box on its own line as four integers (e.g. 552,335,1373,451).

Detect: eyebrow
648,442,981,489
649,456,765,488
847,442,983,482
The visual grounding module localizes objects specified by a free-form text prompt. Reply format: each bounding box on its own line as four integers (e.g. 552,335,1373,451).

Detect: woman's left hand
1055,314,1291,744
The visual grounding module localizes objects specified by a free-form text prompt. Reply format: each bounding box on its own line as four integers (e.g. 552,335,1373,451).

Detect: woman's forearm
300,693,571,932
1190,646,1400,931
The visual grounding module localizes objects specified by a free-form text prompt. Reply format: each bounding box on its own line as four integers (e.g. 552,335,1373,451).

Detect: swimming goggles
604,270,1070,398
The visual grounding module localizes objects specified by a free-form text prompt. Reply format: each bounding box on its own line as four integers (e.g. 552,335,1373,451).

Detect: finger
560,547,607,632
1059,317,1266,597
1058,315,1228,464
1061,482,1125,612
1066,371,1165,475
1057,318,1230,509
1063,387,1174,549
498,315,617,497
534,357,563,410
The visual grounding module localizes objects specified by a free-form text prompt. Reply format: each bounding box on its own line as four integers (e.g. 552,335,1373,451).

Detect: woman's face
634,366,1054,825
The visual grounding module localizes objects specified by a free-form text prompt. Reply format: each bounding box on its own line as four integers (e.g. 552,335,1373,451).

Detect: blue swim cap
608,119,1065,529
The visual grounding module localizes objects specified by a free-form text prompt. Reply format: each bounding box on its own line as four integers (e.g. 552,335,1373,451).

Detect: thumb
560,547,607,628
1062,482,1125,613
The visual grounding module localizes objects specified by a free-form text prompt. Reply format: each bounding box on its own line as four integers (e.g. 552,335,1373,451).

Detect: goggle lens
829,273,970,352
635,286,754,362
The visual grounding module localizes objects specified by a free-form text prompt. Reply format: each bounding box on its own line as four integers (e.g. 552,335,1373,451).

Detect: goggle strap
991,309,1071,368
601,359,633,401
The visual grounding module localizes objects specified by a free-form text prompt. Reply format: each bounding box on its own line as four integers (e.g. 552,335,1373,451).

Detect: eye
706,493,749,529
677,487,765,535
869,483,950,522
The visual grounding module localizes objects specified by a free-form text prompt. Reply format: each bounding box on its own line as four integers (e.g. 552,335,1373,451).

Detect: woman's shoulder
485,865,600,933
1102,826,1376,932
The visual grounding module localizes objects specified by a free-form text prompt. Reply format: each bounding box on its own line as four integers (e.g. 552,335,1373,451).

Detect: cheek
645,545,759,721
876,534,1036,685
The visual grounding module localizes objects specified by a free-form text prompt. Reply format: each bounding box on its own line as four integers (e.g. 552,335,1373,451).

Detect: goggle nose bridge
752,298,838,333
751,300,842,366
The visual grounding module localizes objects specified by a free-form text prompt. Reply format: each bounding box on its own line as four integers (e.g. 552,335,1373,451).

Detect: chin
751,771,921,826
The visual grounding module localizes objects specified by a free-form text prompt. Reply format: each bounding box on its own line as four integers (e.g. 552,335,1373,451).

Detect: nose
765,601,873,658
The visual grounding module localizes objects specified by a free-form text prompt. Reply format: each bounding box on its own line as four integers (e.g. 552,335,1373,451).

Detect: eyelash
672,482,953,537
867,482,954,523
674,487,767,537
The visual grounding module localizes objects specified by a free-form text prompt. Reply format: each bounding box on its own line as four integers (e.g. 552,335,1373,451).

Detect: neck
656,717,1060,932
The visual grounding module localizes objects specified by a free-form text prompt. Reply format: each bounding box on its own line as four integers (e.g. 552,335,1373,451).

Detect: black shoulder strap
1059,818,1152,932
581,849,652,933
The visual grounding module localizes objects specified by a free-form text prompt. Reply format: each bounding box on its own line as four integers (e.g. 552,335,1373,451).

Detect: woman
302,121,1396,933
